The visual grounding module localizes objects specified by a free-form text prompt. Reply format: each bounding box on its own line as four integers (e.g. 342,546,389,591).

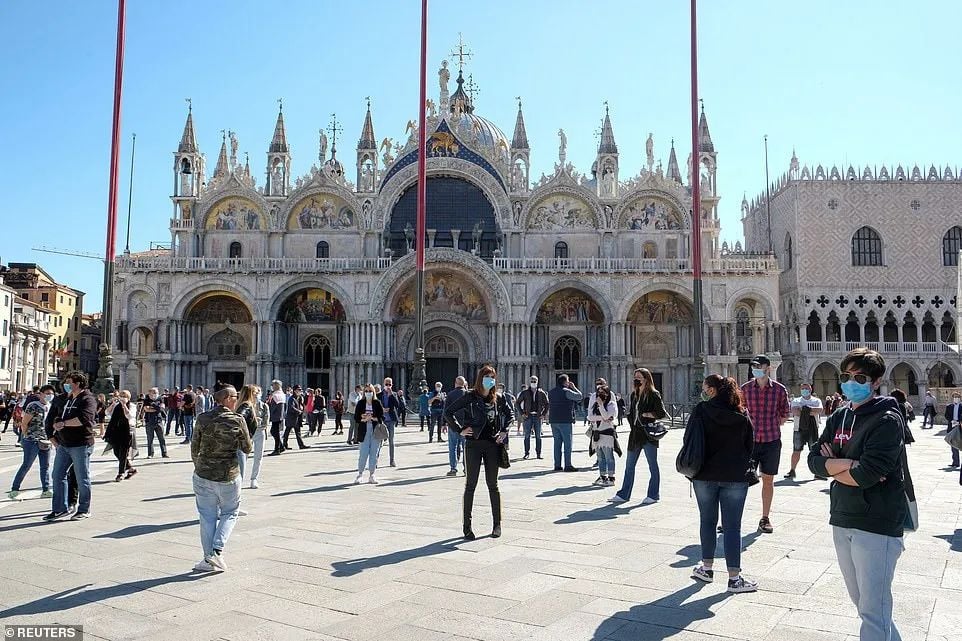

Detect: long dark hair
472,364,497,401
704,374,745,412
634,368,657,395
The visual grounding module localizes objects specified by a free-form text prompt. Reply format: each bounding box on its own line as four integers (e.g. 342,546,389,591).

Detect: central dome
448,112,509,151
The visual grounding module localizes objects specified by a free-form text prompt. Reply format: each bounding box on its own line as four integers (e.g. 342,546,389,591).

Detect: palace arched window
943,226,962,266
554,242,569,259
316,241,330,259
783,233,793,270
642,241,658,259
208,329,245,359
304,335,331,369
851,227,882,266
553,335,581,371
735,308,752,354
228,241,242,258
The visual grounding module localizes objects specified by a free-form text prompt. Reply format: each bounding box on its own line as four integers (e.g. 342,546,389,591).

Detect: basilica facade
111,61,781,403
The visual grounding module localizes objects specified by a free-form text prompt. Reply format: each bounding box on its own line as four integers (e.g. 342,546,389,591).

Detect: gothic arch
398,318,482,363
196,176,270,226
724,286,778,322
376,160,512,232
890,360,924,381
268,276,355,323
925,360,961,386
523,180,604,231
528,280,613,325
614,189,690,230
276,184,362,231
369,248,510,321
125,288,155,321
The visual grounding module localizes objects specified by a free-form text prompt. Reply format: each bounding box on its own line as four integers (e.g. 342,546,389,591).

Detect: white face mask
364,392,374,400
529,383,537,389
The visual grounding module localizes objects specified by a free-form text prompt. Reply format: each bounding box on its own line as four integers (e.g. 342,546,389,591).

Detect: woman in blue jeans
689,374,758,593
8,385,55,500
610,368,666,505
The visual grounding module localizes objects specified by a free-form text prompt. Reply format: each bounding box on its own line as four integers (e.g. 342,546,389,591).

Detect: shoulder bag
373,422,389,442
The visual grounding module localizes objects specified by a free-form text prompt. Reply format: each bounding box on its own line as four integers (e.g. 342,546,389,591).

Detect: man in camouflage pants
190,385,252,573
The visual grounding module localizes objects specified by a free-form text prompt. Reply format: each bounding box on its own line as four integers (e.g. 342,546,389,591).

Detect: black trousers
334,414,344,432
270,420,283,452
114,442,133,476
283,418,307,448
306,413,318,434
463,438,502,534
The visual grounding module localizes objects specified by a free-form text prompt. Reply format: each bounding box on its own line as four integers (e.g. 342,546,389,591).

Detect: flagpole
95,0,126,395
689,0,705,397
410,0,429,393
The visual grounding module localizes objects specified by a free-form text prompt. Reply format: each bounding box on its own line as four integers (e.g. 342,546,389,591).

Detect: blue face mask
63,383,73,394
801,389,811,398
840,380,873,404
751,368,766,379
482,377,496,392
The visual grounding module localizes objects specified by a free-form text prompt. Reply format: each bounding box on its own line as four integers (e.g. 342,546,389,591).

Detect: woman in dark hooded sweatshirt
689,374,758,593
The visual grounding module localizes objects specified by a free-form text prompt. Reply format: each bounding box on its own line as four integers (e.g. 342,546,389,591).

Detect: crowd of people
1,345,951,639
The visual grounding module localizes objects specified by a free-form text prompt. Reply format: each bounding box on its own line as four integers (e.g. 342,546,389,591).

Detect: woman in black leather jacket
444,365,514,540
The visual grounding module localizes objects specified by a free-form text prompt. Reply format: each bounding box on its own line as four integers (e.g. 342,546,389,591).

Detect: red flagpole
98,0,126,391
412,0,429,387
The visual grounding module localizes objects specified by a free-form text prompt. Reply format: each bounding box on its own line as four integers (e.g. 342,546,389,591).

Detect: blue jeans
833,526,904,641
357,427,381,473
692,480,749,571
182,414,195,441
236,450,246,482
11,439,50,492
52,444,92,513
597,446,615,477
523,416,543,457
249,428,266,484
551,423,574,468
145,423,167,457
192,473,241,559
616,443,660,501
385,418,397,465
448,429,465,471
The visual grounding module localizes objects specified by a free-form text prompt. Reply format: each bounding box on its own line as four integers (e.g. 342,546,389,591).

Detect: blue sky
1,0,959,312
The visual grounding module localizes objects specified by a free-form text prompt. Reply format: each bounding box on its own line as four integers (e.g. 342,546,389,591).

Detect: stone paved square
0,417,959,640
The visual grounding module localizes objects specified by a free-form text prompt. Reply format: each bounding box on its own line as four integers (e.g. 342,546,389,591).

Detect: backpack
675,410,706,479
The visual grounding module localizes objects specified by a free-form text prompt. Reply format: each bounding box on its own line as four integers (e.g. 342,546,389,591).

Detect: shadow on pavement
590,582,729,640
92,519,198,539
554,502,649,525
330,537,464,577
142,493,194,502
934,529,962,552
0,573,206,618
538,485,607,498
669,531,761,569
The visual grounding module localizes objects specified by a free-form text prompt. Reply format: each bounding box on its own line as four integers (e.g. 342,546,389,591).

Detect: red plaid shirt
741,378,790,444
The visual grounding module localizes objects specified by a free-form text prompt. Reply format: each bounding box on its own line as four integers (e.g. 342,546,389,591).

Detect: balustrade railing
115,255,394,272
801,340,955,354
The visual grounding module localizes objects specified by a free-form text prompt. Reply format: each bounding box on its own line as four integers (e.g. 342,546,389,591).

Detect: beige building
4,263,85,374
10,297,55,390
111,61,781,401
743,155,962,404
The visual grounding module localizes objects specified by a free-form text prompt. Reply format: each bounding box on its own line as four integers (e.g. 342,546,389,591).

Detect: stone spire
666,139,682,183
269,102,288,153
213,133,229,178
178,103,198,153
698,102,714,153
511,98,529,150
357,98,376,150
597,103,617,154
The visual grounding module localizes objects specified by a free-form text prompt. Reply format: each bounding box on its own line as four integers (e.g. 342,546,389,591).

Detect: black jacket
691,398,754,483
444,390,514,442
51,389,98,447
944,402,962,423
627,388,668,450
516,387,549,417
353,398,385,443
285,394,305,427
808,396,907,537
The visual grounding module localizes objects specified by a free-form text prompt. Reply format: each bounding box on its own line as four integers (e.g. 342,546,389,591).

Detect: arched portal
274,287,345,388
184,293,254,389
304,334,332,393
928,362,955,388
812,361,839,400
553,335,582,387
890,363,918,397
425,333,463,388
626,290,695,403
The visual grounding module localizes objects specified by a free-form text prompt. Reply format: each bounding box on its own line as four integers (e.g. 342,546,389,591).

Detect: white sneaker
237,509,248,517
249,479,259,489
641,497,658,506
208,552,227,571
193,559,216,572
607,495,627,503
369,475,378,485
354,474,364,485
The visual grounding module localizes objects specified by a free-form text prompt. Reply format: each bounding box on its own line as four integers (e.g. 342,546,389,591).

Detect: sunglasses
839,373,871,384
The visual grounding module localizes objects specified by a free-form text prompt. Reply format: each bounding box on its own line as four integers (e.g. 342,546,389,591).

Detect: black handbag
499,442,510,469
745,459,760,486
645,421,669,441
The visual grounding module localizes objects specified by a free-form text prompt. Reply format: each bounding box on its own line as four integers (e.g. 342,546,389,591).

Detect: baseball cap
749,354,771,367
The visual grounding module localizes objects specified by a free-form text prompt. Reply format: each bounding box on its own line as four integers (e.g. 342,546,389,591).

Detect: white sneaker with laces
607,495,627,503
354,474,364,485
193,559,216,572
208,552,227,571
369,475,379,485
641,496,658,506
250,479,259,489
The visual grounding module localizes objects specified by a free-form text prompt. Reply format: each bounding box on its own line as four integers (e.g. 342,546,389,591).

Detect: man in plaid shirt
741,354,790,534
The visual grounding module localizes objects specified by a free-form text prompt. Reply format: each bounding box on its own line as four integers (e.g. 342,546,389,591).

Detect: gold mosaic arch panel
278,288,346,323
627,291,693,324
537,288,604,324
526,194,596,230
393,270,489,322
185,293,253,323
205,197,264,230
622,196,684,230
288,193,356,230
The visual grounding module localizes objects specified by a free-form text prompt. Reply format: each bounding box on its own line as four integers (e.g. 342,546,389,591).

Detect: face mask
632,379,642,388
840,380,873,404
700,391,711,402
44,394,54,403
482,377,496,392
256,392,263,401
801,389,811,398
149,394,158,400
751,368,766,379
364,392,373,400
954,397,961,404
435,387,442,392
529,383,537,389
63,383,73,394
